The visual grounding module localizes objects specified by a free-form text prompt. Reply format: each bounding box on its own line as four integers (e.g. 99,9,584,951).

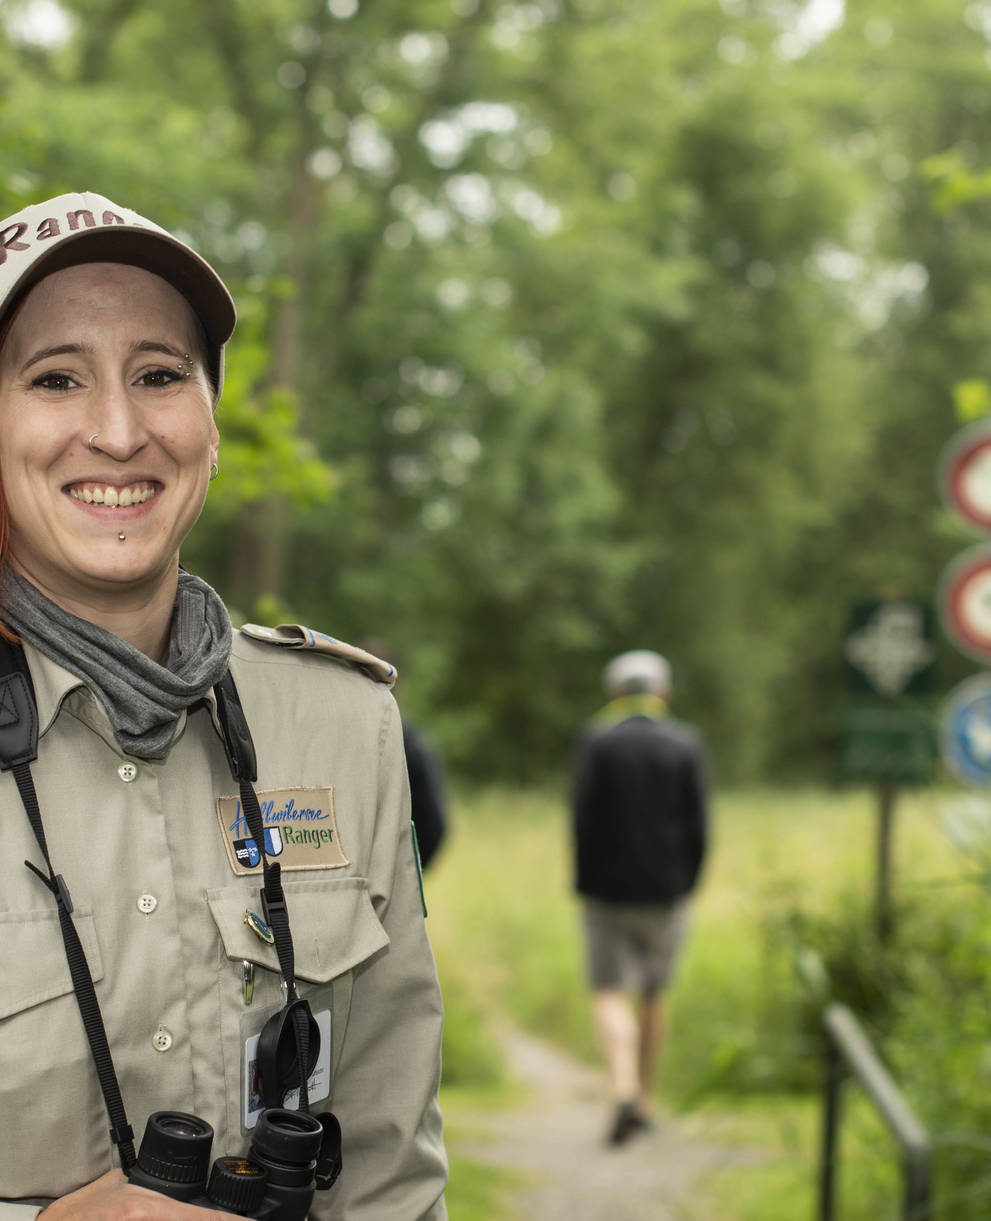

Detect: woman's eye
137,367,181,388
31,371,77,392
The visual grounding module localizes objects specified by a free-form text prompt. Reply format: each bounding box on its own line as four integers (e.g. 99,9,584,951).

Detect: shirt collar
22,639,86,740
22,639,219,756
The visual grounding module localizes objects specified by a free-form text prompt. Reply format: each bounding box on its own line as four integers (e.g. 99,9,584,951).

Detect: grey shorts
581,897,690,995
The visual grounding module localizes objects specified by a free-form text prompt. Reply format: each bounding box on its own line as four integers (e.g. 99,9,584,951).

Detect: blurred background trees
2,0,989,781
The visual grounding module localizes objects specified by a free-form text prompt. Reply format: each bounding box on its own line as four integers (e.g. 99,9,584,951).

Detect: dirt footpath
454,1025,763,1221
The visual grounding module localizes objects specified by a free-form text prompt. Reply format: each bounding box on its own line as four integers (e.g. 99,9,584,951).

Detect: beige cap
0,191,236,402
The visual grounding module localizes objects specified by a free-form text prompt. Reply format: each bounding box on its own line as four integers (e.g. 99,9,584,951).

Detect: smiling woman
0,194,447,1220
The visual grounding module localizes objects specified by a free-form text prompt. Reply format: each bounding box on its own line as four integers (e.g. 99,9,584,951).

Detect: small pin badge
244,910,275,945
242,959,255,1006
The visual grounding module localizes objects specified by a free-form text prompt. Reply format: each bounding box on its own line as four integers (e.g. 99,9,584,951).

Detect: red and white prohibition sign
941,421,991,532
940,543,991,664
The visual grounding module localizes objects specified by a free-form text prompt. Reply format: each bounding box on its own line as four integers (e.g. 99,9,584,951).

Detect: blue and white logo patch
234,838,261,869
216,787,348,875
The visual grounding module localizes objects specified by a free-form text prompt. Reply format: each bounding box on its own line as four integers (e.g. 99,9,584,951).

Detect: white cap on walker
602,650,671,697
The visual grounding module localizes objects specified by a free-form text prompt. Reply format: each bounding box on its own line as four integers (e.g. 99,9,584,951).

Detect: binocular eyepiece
128,1107,326,1219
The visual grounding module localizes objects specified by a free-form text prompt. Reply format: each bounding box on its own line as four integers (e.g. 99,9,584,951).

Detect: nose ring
88,432,100,453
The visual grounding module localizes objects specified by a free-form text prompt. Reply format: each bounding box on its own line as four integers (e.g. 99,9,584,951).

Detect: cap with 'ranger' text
0,191,236,400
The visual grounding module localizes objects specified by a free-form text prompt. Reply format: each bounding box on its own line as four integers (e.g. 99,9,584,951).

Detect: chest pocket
0,906,105,1020
207,876,389,981
0,907,110,1200
206,875,389,1124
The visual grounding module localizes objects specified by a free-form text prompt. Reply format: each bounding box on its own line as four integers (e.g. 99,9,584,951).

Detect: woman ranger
0,192,447,1219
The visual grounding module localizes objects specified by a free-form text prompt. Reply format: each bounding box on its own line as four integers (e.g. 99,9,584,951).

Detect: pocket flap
206,877,389,984
0,907,104,1021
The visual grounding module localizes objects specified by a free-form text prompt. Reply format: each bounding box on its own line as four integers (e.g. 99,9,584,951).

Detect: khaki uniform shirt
0,631,448,1218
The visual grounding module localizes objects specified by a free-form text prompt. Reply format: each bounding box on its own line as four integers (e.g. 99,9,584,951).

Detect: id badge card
240,1003,332,1132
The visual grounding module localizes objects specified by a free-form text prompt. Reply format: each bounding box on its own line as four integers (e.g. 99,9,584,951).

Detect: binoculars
128,1106,327,1218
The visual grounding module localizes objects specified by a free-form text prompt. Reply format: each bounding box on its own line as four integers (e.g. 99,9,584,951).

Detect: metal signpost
839,599,936,940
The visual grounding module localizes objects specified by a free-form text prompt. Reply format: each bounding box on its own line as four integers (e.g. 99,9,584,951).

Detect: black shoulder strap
0,635,37,769
0,638,136,1168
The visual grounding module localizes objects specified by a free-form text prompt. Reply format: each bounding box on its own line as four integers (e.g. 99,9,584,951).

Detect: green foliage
952,378,991,424
435,969,505,1089
771,866,991,1217
441,1153,521,1221
3,0,991,780
925,150,991,213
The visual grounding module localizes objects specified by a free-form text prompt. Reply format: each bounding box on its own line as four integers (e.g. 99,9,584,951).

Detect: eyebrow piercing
88,432,100,453
176,354,194,377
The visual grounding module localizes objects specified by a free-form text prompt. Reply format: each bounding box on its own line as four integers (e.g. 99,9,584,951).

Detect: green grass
438,1081,530,1218
441,1154,519,1221
427,782,978,1220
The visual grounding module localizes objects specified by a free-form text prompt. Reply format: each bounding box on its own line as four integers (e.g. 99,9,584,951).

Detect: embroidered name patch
216,787,349,875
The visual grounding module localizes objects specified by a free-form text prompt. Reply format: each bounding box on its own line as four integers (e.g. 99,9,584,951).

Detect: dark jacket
572,708,708,904
403,722,447,869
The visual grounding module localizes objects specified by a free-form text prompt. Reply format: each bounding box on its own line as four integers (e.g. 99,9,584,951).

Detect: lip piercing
88,433,100,453
118,533,126,542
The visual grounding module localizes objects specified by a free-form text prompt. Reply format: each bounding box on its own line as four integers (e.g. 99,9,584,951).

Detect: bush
769,883,991,1220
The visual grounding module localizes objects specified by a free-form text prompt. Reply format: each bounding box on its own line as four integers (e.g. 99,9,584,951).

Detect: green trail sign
842,599,936,698
837,705,936,785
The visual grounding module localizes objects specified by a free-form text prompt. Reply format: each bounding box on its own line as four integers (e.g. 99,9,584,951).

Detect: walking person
571,650,708,1145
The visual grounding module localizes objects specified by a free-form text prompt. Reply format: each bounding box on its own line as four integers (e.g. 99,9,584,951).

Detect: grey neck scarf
0,567,233,760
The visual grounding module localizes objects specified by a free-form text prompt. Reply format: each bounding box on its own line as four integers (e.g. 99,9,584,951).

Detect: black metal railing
819,1002,932,1221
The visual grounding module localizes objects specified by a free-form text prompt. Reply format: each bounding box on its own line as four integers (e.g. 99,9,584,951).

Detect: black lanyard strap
17,758,137,1168
213,672,300,1005
0,647,137,1168
214,671,311,1109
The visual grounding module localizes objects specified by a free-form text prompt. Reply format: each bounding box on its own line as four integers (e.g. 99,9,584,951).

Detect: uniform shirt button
118,762,138,783
137,893,158,915
152,1026,173,1053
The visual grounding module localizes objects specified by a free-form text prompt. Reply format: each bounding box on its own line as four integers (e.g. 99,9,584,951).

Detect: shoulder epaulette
239,623,397,688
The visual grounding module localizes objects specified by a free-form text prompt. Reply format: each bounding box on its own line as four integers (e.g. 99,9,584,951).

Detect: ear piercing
176,354,194,377
88,432,100,453
209,462,219,482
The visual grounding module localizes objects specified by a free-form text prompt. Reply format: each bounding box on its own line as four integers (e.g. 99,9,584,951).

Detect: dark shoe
607,1101,648,1146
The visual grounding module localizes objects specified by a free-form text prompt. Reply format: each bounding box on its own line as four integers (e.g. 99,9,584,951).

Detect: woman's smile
67,482,159,508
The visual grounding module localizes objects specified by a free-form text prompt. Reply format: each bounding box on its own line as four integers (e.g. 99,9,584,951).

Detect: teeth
70,484,156,507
